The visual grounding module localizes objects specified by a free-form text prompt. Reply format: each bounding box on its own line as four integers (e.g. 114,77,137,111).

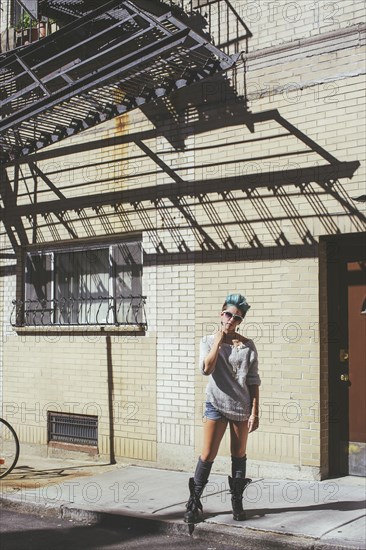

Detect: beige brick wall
194,258,321,476
2,332,157,461
1,0,365,479
188,0,365,53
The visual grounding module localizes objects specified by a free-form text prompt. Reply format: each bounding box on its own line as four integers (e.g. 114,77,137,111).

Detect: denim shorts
204,401,226,421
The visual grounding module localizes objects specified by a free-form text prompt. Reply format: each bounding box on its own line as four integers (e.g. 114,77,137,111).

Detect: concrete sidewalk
0,456,365,549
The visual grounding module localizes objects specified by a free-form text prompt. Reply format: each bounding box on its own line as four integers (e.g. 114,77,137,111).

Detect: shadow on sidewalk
245,499,366,518
155,498,366,521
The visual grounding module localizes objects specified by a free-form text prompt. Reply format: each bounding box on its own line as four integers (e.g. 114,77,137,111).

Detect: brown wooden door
323,233,366,477
347,262,366,476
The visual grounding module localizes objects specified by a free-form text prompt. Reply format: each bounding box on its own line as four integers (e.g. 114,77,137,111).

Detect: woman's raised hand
214,329,225,345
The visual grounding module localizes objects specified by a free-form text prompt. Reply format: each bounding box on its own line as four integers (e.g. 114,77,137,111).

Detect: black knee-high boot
184,457,213,523
228,455,251,521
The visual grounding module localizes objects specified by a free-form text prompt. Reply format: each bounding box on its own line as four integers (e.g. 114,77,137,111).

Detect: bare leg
229,420,249,458
201,418,228,462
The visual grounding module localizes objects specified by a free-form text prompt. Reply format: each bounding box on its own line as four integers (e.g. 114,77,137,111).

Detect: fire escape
0,0,240,327
0,0,239,163
3,2,360,329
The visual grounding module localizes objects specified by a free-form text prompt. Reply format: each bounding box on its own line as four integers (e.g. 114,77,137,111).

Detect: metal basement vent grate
48,412,98,447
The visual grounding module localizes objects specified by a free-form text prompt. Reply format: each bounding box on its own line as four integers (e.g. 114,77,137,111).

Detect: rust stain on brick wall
115,113,129,136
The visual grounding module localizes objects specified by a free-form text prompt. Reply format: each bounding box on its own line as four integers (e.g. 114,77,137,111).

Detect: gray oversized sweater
199,335,261,421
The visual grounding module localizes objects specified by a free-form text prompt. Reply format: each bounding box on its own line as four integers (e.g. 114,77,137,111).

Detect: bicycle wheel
0,418,20,479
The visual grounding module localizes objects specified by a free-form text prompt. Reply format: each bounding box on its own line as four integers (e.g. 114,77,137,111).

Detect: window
14,240,145,326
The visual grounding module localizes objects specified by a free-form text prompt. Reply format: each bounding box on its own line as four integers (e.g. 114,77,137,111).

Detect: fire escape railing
0,0,58,52
0,0,239,163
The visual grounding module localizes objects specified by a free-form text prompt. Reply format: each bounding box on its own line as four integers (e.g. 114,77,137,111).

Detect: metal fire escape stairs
0,0,239,163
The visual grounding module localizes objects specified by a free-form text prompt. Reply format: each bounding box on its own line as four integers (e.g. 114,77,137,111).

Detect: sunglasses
221,310,244,323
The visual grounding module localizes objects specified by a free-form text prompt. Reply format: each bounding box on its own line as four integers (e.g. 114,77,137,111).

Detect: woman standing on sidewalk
184,293,260,524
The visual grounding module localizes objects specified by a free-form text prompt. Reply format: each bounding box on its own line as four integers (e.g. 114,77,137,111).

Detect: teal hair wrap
225,293,251,315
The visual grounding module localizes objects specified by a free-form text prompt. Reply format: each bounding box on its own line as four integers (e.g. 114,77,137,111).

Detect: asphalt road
0,509,247,550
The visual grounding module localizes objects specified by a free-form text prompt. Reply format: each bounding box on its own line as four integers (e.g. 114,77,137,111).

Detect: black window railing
11,294,147,327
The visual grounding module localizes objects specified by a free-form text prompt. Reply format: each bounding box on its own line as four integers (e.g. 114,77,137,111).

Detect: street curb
0,496,363,550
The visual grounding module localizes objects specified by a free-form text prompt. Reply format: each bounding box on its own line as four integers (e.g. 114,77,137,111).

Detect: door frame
319,232,366,478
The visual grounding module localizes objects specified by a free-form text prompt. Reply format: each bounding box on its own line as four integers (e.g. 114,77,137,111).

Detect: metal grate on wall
48,411,98,447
